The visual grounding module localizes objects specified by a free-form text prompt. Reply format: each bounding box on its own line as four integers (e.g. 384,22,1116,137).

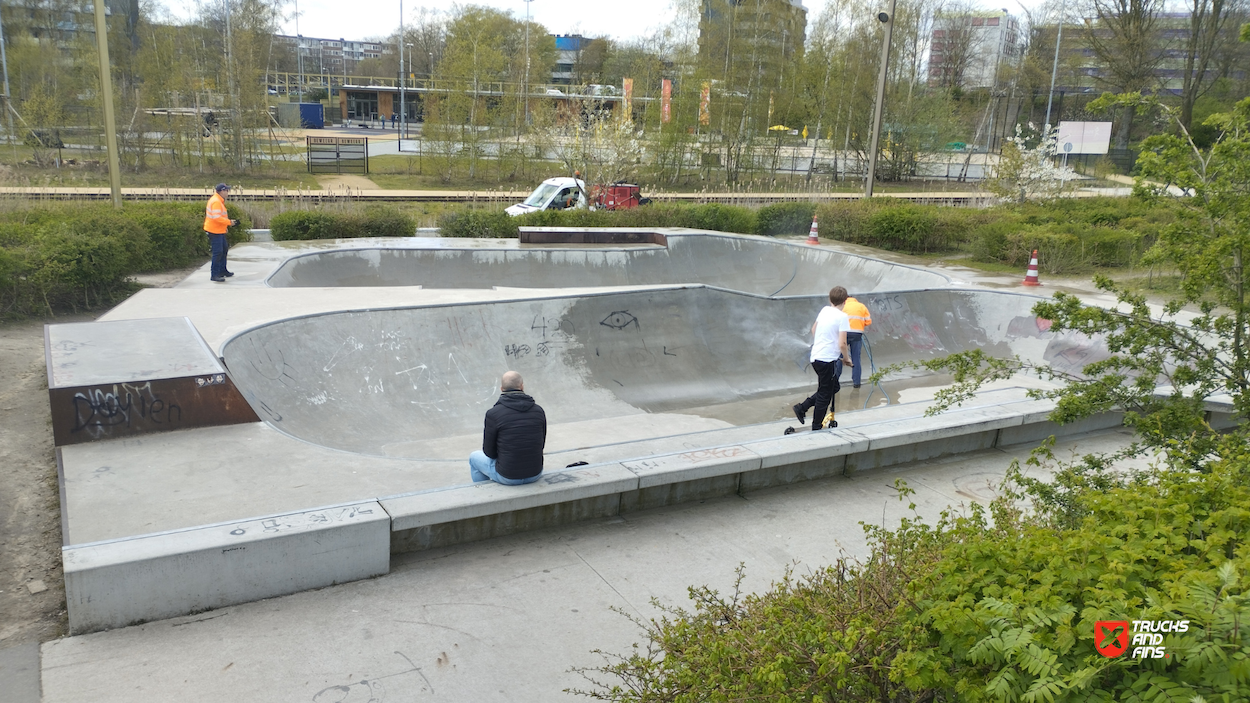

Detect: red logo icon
1095,621,1130,657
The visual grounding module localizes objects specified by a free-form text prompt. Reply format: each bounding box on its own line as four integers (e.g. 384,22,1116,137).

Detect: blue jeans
208,233,229,279
843,333,863,386
469,450,541,485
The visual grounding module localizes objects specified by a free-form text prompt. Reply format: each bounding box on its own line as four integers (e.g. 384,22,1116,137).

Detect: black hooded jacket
482,390,547,479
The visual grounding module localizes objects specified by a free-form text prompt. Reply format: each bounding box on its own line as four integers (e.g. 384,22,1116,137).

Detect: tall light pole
864,0,896,197
295,0,304,98
91,0,122,208
399,0,405,138
1044,8,1064,132
523,0,533,124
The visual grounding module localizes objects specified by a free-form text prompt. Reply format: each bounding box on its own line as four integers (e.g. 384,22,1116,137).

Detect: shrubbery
439,202,762,238
269,206,415,241
815,199,987,254
755,201,817,236
806,196,1174,270
437,209,521,238
0,202,250,316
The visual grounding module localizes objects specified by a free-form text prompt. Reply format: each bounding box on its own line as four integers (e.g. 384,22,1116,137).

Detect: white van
505,177,586,216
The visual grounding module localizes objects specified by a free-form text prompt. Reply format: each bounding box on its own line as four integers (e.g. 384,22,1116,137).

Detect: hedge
814,199,985,254
439,203,760,238
0,202,250,317
269,206,415,241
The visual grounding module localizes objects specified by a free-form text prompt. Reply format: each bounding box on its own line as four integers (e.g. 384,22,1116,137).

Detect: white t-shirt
810,305,851,363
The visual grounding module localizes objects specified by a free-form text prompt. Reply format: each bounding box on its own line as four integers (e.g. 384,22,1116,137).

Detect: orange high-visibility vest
844,297,872,333
204,193,231,234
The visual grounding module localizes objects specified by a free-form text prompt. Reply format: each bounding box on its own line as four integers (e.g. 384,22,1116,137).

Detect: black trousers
799,359,841,430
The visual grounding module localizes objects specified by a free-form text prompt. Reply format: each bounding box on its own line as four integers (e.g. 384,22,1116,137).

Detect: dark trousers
799,359,842,430
208,233,229,278
842,333,863,386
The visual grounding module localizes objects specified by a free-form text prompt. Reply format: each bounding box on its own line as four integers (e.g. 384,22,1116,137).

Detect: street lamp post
864,0,897,197
1044,8,1065,133
523,0,533,124
399,0,405,139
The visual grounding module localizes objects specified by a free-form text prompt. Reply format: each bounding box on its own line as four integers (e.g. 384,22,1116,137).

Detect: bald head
501,371,524,392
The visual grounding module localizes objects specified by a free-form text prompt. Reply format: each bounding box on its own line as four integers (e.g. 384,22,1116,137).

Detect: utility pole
1044,7,1064,132
91,0,122,208
864,0,897,197
0,5,17,164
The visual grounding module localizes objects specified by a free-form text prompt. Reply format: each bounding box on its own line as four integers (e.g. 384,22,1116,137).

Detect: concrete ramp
264,232,950,295
222,287,1105,458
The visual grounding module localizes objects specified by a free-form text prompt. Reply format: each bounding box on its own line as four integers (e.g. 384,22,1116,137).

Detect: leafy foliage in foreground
571,450,1250,702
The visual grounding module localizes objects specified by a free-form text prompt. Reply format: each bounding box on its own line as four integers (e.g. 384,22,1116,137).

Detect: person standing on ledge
841,294,872,389
470,371,546,485
204,183,238,283
794,286,853,431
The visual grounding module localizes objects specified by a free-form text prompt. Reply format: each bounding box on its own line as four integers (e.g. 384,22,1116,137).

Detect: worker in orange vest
204,183,238,282
842,296,871,388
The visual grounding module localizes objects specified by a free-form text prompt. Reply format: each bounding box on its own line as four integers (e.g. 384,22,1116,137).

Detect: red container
594,183,641,210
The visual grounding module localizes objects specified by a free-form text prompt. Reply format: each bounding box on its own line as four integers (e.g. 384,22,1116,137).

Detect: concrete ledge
390,494,623,553
382,463,638,532
738,430,870,491
64,501,389,634
621,445,761,489
994,402,1125,447
859,406,1025,452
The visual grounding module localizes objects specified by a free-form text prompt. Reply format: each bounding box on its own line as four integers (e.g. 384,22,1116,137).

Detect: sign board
1056,121,1112,155
307,137,368,175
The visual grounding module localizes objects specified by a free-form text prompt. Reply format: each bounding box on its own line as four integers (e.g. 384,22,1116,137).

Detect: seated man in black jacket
469,370,547,485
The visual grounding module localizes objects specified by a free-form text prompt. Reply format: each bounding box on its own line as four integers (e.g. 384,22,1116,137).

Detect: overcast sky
165,0,1048,45
273,0,680,43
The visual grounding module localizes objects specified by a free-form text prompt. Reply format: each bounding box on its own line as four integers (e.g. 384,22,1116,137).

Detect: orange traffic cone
1022,249,1041,286
806,215,820,245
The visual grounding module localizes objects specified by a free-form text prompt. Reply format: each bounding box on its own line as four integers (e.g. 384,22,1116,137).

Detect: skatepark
40,228,1137,636
29,226,1166,701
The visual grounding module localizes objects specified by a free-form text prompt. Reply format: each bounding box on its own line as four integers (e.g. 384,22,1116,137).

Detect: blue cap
215,183,231,192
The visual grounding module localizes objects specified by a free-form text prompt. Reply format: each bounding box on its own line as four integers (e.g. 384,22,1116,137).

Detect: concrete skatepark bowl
49,229,1122,634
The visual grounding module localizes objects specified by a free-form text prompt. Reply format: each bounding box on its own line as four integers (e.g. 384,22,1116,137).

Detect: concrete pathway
39,428,1143,702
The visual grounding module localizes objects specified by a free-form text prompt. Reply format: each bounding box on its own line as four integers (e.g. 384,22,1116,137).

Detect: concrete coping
381,394,1063,533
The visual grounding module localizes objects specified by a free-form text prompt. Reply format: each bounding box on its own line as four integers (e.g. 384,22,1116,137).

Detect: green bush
755,202,817,236
579,452,1250,701
0,201,251,317
814,200,972,254
270,211,338,241
437,209,520,238
269,207,411,241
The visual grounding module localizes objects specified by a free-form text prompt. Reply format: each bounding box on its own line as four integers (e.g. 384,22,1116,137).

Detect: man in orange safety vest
204,183,238,282
842,295,871,388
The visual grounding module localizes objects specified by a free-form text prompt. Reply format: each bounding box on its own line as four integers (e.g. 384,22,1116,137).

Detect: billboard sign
1056,121,1112,155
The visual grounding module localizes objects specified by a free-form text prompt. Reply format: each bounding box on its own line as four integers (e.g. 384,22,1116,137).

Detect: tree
1177,0,1245,131
930,5,984,92
569,91,1250,703
896,91,1250,474
987,124,1076,202
1083,0,1166,148
536,101,644,200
